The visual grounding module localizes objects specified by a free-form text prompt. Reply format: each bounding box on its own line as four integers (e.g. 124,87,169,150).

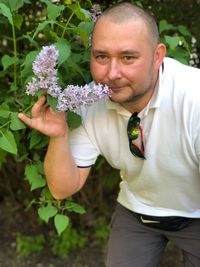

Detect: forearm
44,133,83,199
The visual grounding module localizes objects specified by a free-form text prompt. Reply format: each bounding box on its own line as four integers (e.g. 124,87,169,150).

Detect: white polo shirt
69,57,200,218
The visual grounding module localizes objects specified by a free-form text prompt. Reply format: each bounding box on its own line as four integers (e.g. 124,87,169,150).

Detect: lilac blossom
26,45,111,112
26,45,61,98
57,83,111,112
88,4,102,22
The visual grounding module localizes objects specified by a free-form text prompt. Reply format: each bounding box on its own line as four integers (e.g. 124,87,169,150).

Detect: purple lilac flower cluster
57,83,110,111
26,45,111,112
88,4,102,22
26,45,61,98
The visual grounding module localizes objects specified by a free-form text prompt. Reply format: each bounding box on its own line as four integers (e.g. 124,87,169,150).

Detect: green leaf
164,35,180,50
10,112,26,130
13,13,23,30
29,130,43,149
54,214,69,235
67,112,81,129
167,47,189,65
21,50,38,78
77,21,94,47
32,134,48,149
47,2,65,20
31,174,46,191
38,204,58,223
7,0,29,12
69,3,90,21
41,0,65,20
29,130,48,149
40,187,53,201
47,95,58,111
33,20,55,39
55,38,71,67
0,3,13,25
0,130,17,155
177,25,191,37
159,19,175,33
0,103,11,118
67,202,86,214
25,164,46,191
22,50,38,68
64,54,85,80
1,55,19,70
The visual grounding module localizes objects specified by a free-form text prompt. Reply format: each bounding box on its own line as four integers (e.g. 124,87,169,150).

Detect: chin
109,94,132,104
109,97,126,104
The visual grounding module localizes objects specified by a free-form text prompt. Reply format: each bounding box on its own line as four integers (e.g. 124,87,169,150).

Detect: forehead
92,17,149,50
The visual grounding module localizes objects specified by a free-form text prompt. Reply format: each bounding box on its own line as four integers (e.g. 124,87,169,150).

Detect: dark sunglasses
127,112,146,159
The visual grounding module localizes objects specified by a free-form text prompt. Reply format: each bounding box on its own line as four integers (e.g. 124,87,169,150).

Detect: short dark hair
95,2,160,45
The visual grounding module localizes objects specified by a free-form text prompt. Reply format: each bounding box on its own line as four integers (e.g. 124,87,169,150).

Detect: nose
107,59,122,81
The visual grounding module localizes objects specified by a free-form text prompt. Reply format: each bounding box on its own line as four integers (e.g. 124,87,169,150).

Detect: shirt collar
106,99,130,116
147,61,165,110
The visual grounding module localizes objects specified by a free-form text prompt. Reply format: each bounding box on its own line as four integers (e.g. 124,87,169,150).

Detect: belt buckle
140,216,160,224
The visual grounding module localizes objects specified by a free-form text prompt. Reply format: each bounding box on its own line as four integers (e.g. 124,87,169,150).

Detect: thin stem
54,22,74,31
22,103,35,114
0,121,10,130
61,11,75,38
11,21,17,89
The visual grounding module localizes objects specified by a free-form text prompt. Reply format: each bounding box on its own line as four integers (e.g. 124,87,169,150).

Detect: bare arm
44,134,91,199
18,95,90,199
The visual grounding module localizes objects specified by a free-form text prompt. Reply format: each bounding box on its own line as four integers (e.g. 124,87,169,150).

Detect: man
18,2,200,267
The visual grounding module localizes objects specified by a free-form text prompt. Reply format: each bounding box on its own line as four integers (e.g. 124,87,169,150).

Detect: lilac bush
0,0,197,239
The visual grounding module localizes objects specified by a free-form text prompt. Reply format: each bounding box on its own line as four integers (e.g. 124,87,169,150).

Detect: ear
154,43,166,70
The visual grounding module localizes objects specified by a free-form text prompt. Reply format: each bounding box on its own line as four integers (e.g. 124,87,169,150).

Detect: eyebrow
120,50,140,56
92,49,140,56
91,49,107,54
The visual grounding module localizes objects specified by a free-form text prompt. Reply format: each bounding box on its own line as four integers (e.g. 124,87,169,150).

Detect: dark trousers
106,203,200,267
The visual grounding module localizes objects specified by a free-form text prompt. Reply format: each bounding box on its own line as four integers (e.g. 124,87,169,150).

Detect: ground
0,197,184,267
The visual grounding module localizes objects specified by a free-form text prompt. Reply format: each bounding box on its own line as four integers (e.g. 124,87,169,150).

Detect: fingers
18,95,47,128
31,95,47,118
18,95,64,134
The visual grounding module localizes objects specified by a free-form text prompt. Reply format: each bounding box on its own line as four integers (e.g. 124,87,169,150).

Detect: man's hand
18,95,67,137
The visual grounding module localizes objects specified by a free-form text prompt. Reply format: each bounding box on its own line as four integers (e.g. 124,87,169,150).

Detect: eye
97,54,107,60
94,54,109,64
122,55,136,64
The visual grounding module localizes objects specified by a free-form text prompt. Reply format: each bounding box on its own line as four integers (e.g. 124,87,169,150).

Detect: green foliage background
0,0,199,258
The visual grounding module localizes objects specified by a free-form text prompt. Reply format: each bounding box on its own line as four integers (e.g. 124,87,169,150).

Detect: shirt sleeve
69,125,100,167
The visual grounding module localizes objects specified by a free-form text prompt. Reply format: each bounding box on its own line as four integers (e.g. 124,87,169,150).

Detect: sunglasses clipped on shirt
127,112,146,159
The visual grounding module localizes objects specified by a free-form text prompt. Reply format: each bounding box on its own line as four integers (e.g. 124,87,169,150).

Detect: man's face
90,17,160,111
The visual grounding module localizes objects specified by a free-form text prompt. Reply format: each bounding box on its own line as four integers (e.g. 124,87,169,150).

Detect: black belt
134,213,193,231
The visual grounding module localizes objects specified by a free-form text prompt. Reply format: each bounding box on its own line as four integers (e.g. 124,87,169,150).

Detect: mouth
109,86,123,92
